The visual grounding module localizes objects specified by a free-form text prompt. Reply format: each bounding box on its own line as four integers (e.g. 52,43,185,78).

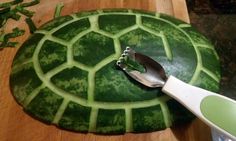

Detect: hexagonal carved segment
52,18,90,41
98,14,136,34
25,87,63,123
39,40,67,73
10,63,42,105
51,67,88,99
73,32,115,66
58,101,91,132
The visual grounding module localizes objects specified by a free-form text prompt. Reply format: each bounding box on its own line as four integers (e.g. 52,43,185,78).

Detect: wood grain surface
0,0,211,141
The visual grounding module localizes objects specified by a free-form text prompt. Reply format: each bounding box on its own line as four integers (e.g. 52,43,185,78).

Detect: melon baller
116,47,236,140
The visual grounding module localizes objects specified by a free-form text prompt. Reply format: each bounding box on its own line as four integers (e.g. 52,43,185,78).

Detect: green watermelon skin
10,9,220,134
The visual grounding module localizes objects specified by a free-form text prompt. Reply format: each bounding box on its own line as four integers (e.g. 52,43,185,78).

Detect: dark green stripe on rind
95,61,161,102
199,47,221,79
39,40,67,73
181,27,212,45
132,105,166,132
73,32,115,66
58,101,91,132
98,14,136,34
193,71,219,92
51,67,88,99
166,99,194,125
141,16,197,82
10,63,42,105
96,109,125,134
52,18,90,41
25,87,63,123
119,28,165,56
13,33,44,66
40,16,73,31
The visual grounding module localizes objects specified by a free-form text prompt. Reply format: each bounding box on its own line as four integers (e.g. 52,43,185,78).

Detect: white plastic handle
162,75,236,140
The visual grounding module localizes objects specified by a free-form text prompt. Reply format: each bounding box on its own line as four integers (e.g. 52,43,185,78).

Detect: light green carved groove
92,54,117,72
89,15,99,30
178,24,191,28
72,61,92,71
159,102,172,127
114,25,139,38
23,84,45,107
52,98,69,124
12,59,32,72
67,44,73,65
45,63,68,79
136,14,142,26
69,29,92,44
113,38,122,59
87,71,95,102
155,13,160,18
202,67,220,82
125,108,133,132
160,31,172,61
95,30,114,38
196,44,220,60
196,43,214,49
88,107,98,132
139,24,162,37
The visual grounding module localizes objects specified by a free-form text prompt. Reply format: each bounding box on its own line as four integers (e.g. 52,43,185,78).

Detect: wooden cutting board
0,0,212,141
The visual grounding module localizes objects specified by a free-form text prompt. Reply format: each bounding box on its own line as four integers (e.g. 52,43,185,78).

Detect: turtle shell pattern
10,9,220,134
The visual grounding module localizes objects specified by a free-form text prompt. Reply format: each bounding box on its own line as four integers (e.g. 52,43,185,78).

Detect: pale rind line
72,61,92,72
23,84,45,107
178,24,191,28
160,31,173,60
69,29,92,44
92,54,117,72
196,44,220,60
195,43,214,49
125,108,133,132
136,14,142,26
202,67,220,82
34,30,49,35
159,102,172,127
95,30,114,38
12,59,33,72
113,38,122,59
45,63,68,79
139,25,162,37
89,15,99,30
87,71,95,102
114,25,139,38
52,98,70,124
67,44,73,65
189,60,202,84
155,13,160,18
45,35,69,46
88,107,98,132
139,25,173,61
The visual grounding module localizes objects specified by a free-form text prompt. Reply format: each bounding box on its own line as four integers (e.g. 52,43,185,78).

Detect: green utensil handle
162,75,236,140
201,95,236,138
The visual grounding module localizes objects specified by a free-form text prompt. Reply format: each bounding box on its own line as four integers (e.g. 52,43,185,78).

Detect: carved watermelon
10,9,220,134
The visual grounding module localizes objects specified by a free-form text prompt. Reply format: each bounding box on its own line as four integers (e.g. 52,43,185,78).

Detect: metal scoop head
116,47,167,88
